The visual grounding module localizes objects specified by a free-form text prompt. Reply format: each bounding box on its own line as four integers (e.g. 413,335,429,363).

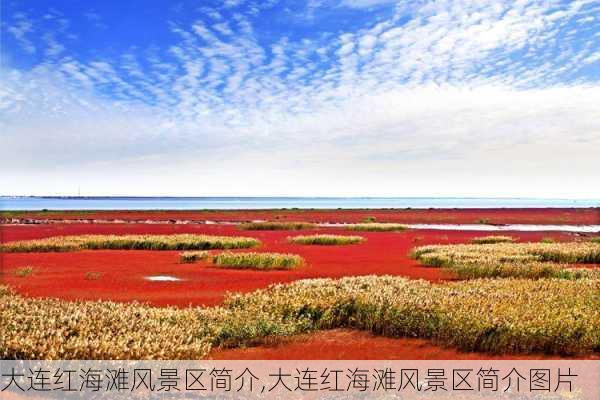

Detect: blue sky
1,0,599,197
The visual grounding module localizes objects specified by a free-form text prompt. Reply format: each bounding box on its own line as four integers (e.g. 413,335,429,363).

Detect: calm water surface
2,197,599,211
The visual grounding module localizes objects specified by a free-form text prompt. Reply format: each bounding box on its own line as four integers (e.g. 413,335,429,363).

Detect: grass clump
413,241,600,279
213,252,304,270
591,237,600,243
180,251,210,263
239,221,316,230
345,223,407,232
540,237,555,244
0,285,214,359
3,276,598,359
84,272,102,280
1,234,260,253
471,235,515,244
14,267,34,277
225,276,600,356
288,234,364,245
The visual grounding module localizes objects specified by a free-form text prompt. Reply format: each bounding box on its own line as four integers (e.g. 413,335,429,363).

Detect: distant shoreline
2,196,599,211
2,208,598,226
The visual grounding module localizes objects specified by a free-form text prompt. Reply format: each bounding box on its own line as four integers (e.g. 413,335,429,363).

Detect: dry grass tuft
288,234,364,245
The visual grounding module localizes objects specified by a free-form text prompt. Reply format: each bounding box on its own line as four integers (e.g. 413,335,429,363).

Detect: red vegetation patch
210,329,596,360
1,222,577,307
5,207,599,225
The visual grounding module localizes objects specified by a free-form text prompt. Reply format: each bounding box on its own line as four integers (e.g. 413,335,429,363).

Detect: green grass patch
180,251,211,263
213,252,304,270
239,221,316,230
14,267,34,277
345,223,407,232
288,234,365,245
1,234,261,253
471,235,515,244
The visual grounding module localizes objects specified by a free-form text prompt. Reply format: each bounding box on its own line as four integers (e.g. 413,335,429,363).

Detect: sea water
1,196,599,211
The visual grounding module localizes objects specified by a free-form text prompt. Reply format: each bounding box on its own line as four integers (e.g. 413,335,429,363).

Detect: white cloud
1,0,599,197
213,22,234,36
7,13,36,54
340,0,398,9
583,52,600,64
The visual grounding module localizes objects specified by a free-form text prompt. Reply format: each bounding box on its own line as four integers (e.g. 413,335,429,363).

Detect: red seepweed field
1,208,599,360
1,216,588,307
4,207,599,225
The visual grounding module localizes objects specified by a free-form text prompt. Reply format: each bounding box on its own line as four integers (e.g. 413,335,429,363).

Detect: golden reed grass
413,241,600,279
288,234,364,245
1,234,261,252
213,252,304,270
2,275,598,359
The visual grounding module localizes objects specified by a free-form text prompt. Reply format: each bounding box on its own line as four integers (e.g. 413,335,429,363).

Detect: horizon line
2,195,600,201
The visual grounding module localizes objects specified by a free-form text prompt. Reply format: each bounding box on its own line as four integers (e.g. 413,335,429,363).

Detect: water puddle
317,222,600,233
144,275,182,282
404,224,600,233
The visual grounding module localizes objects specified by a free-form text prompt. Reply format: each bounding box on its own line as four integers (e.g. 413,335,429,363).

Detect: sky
1,0,599,198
